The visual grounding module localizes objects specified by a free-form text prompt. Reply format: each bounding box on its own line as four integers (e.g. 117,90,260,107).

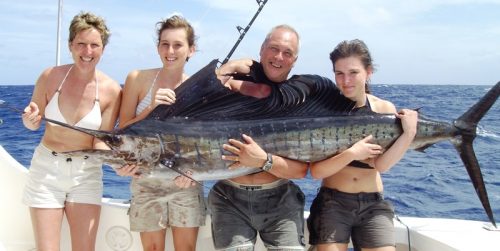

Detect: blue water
1,84,499,224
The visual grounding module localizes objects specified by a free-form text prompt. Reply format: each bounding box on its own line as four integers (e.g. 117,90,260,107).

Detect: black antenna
221,0,268,64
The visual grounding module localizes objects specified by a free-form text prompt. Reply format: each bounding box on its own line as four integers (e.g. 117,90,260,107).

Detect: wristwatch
261,153,273,171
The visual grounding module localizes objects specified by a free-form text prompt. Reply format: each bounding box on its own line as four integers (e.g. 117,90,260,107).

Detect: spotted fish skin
58,107,458,180
58,81,499,227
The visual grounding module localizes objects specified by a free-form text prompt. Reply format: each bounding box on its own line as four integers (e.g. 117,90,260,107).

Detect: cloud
1,0,500,85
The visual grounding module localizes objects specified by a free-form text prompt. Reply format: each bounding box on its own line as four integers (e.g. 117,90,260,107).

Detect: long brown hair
329,39,374,94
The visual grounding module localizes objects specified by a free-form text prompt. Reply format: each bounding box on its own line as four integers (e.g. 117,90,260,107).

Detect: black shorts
307,187,395,249
208,179,306,250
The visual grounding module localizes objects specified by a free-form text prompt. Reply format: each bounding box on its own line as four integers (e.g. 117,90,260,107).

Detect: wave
477,126,500,139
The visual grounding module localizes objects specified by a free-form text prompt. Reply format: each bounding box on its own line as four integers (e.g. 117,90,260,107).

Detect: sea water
1,84,499,223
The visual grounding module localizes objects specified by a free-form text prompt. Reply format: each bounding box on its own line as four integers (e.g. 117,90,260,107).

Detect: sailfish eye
102,135,122,147
111,135,122,144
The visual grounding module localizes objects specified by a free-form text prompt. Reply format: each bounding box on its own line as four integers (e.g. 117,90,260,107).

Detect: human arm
215,58,254,90
222,134,308,179
361,98,417,173
22,69,51,130
115,70,184,181
311,97,417,178
372,108,418,172
108,72,144,177
309,135,383,179
118,70,176,128
215,58,272,98
118,71,149,128
93,76,122,150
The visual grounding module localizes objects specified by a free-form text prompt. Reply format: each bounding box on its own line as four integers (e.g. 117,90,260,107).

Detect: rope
395,215,412,251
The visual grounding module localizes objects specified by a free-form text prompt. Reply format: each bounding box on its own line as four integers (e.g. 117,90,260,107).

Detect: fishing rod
221,0,269,64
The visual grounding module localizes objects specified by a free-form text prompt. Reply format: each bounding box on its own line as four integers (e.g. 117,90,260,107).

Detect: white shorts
22,144,103,208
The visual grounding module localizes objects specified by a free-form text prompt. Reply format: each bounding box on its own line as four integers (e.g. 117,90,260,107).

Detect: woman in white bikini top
44,65,102,130
20,12,122,251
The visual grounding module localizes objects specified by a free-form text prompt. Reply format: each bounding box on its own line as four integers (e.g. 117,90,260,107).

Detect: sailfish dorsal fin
142,59,355,123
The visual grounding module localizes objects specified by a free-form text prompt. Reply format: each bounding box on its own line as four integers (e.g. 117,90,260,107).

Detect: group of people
21,11,417,251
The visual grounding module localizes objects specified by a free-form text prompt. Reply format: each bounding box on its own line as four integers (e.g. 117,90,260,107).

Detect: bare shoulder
36,64,73,95
129,68,158,80
97,71,120,90
367,94,397,113
96,71,121,102
124,68,159,89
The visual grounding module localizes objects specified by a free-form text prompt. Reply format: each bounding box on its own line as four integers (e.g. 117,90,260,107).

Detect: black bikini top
350,95,372,114
349,160,373,169
349,96,374,169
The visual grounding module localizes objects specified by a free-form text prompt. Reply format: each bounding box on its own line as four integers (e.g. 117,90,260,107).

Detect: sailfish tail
452,81,500,228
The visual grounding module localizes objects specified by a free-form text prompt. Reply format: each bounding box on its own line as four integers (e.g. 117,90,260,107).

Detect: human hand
218,59,253,75
174,170,197,188
348,135,383,161
115,164,141,178
222,134,267,169
396,109,418,137
216,59,253,88
152,88,176,108
22,102,41,130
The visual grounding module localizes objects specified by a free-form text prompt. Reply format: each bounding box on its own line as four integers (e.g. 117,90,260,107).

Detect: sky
1,0,500,86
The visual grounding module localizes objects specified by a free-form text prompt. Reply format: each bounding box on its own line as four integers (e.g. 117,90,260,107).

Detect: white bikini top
45,65,102,130
135,70,160,115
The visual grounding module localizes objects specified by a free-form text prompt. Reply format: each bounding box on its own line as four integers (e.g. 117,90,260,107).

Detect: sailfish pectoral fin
413,144,433,153
453,136,496,228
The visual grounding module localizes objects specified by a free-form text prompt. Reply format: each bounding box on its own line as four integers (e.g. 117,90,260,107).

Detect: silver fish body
59,81,499,227
85,113,455,181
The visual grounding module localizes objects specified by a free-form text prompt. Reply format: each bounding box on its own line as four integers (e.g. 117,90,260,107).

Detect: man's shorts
208,179,306,251
129,177,206,232
22,144,103,208
307,187,395,249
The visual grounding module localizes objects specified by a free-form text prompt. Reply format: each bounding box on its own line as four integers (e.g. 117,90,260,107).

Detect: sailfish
1,60,498,227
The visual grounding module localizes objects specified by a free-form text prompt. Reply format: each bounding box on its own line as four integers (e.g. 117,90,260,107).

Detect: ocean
1,84,499,224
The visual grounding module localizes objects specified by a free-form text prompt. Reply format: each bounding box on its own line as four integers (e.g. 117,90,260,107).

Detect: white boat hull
1,145,498,251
